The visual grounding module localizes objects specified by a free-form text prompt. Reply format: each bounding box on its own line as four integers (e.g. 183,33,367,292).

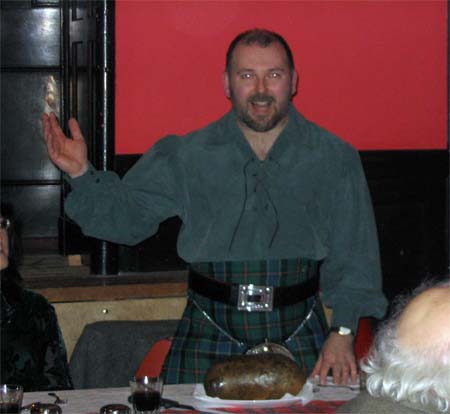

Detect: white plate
192,383,312,408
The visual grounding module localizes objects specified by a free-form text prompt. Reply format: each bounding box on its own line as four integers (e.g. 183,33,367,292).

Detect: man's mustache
249,94,275,104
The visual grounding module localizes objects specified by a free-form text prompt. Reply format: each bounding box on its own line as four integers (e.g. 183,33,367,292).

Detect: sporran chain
191,297,317,353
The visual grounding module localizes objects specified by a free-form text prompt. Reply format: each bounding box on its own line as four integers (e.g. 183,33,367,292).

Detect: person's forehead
231,42,289,69
397,286,450,349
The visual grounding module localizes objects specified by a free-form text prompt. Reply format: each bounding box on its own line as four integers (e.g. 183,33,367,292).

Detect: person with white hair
336,280,450,414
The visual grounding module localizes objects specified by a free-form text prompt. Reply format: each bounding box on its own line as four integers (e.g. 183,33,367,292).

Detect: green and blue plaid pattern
162,258,328,384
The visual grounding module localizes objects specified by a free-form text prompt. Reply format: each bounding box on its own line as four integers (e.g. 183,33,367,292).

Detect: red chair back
354,318,374,361
135,338,172,377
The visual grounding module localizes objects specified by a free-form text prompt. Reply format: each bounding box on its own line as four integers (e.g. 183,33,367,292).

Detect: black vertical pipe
59,0,73,255
91,0,118,275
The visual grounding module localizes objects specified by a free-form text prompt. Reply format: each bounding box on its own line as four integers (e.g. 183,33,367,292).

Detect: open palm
41,112,88,178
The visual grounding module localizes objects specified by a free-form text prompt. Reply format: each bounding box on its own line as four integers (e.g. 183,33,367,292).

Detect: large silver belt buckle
237,284,273,312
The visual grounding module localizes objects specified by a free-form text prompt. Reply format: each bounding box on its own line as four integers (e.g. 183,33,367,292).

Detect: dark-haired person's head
0,203,23,272
225,28,295,75
223,28,298,134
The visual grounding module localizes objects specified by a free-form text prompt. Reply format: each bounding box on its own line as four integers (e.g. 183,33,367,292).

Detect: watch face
338,326,352,336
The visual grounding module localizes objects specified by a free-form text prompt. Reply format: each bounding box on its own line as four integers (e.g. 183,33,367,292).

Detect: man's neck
238,117,288,161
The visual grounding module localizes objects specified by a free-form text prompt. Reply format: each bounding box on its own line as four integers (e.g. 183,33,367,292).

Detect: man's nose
255,76,267,93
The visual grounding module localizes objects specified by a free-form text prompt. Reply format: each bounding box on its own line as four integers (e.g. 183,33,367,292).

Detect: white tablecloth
23,385,209,414
23,382,359,414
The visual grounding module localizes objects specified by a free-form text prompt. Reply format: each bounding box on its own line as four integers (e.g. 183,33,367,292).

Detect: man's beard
231,92,291,132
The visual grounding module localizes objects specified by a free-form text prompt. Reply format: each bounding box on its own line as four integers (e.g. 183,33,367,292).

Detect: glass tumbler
129,376,163,414
0,384,23,414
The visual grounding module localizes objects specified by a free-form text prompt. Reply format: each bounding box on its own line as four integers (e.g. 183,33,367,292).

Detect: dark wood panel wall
1,1,62,249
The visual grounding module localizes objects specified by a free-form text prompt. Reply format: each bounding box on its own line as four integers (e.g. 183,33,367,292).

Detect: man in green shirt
42,28,387,385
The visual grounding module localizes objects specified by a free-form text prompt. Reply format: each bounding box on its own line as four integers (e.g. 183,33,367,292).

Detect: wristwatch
329,326,353,336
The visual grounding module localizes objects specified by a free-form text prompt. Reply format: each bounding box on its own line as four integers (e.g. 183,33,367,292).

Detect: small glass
0,384,23,414
129,376,163,414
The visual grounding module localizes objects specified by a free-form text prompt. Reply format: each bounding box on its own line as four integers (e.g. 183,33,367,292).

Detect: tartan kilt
161,258,328,384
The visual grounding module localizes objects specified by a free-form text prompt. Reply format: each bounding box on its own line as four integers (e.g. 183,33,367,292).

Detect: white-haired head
361,279,450,413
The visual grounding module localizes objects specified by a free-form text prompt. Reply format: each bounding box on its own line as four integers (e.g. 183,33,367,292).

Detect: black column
91,0,118,275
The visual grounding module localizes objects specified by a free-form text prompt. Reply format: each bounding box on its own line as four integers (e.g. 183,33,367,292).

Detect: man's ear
223,71,231,98
291,70,299,97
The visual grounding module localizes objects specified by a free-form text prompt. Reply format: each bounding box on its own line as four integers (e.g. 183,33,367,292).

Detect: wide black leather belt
189,270,320,312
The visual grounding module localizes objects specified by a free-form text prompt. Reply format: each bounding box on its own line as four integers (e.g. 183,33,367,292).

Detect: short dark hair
1,203,23,269
1,203,23,299
226,28,295,74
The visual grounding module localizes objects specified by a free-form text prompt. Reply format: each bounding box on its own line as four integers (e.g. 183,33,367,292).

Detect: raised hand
41,112,88,178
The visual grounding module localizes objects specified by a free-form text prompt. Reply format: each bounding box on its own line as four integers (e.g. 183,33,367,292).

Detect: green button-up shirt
66,105,387,331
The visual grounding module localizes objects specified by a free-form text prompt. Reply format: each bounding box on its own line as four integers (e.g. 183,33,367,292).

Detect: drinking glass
0,384,23,414
129,376,163,414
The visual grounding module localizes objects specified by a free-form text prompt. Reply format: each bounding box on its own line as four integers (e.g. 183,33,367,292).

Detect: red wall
115,1,447,154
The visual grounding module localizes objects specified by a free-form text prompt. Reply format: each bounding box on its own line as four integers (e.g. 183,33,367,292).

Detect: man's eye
241,73,254,79
268,72,281,78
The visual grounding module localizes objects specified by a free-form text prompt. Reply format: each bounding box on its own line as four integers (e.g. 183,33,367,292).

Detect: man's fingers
339,365,349,385
350,360,358,384
41,113,51,143
43,119,56,153
310,355,322,381
68,118,84,142
320,363,330,385
44,113,83,144
48,112,66,140
47,132,60,159
331,366,340,385
310,357,321,376
41,113,61,159
41,112,49,126
311,356,330,385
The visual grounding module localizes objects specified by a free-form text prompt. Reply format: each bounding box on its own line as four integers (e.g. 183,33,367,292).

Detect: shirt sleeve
64,136,183,246
319,149,388,333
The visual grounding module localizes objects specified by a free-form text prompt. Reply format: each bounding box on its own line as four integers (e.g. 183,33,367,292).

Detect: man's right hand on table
41,112,88,178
